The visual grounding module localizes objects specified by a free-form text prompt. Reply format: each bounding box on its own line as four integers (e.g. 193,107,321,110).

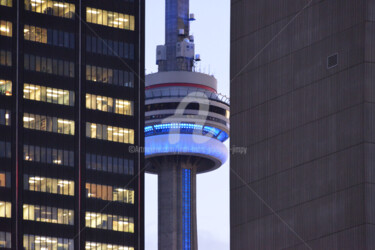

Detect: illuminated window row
86,183,134,204
0,201,11,218
0,0,12,7
24,54,75,77
86,35,134,60
86,7,135,31
0,20,12,37
0,109,10,126
24,175,74,196
24,24,75,49
25,0,75,19
85,212,134,233
86,94,133,116
0,140,11,158
24,83,74,106
0,50,11,66
24,144,74,167
86,242,134,250
86,65,134,87
0,231,10,249
0,172,10,188
24,235,73,250
86,123,134,144
86,153,134,175
0,79,11,96
23,204,74,225
24,113,75,135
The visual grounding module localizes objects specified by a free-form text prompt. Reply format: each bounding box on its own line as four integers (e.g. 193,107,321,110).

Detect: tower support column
157,158,197,250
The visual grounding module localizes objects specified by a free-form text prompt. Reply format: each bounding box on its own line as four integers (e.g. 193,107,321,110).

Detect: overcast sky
144,0,231,249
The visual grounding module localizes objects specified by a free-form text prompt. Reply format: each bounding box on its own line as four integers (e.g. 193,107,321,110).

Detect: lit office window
0,201,11,218
86,94,133,116
0,109,10,126
24,83,74,106
86,7,135,31
0,50,11,66
0,140,11,159
86,122,134,144
24,0,75,19
86,242,134,250
0,172,10,187
0,79,12,96
24,175,74,196
85,212,134,233
86,65,134,87
24,235,73,250
24,54,75,77
86,183,134,204
24,144,74,167
24,24,75,49
23,204,74,225
86,153,134,175
23,113,75,135
0,232,11,249
0,20,12,37
0,0,12,7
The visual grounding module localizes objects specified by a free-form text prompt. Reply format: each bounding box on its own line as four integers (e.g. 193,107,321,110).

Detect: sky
144,0,231,249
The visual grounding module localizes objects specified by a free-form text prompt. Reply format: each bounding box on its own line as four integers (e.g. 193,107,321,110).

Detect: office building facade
231,0,375,249
0,0,144,249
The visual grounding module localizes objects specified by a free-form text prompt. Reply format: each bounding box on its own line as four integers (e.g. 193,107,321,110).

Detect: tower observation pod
144,0,230,249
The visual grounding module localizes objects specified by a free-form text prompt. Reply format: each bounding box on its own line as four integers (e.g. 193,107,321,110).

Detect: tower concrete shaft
157,158,197,250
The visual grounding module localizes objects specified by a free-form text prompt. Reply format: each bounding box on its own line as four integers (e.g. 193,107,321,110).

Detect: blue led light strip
144,123,229,142
182,169,191,250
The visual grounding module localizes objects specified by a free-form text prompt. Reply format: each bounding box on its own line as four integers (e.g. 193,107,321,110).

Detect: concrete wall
230,0,375,249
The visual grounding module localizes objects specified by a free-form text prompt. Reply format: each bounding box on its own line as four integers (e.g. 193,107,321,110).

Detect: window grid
24,144,74,167
86,153,134,175
0,20,12,37
23,113,75,135
0,50,11,66
0,231,11,249
24,175,74,196
86,35,134,60
24,83,74,106
24,24,75,49
0,0,12,7
86,122,134,144
85,212,134,233
24,235,73,250
0,140,11,159
24,53,75,78
0,109,10,126
0,172,10,188
24,0,75,19
0,79,12,96
85,242,134,250
86,182,134,204
86,94,133,116
23,204,74,225
86,64,134,87
86,7,135,31
0,201,11,218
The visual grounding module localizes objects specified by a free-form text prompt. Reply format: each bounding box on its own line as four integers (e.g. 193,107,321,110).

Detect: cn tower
145,0,230,249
